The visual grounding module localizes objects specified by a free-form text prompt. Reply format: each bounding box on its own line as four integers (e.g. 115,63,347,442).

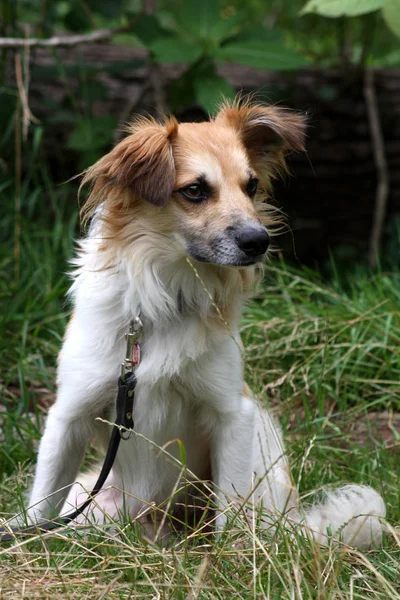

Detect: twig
15,33,39,140
364,68,389,269
0,17,140,48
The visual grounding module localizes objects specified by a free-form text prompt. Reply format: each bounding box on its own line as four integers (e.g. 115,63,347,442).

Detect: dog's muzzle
185,223,270,266
234,225,270,260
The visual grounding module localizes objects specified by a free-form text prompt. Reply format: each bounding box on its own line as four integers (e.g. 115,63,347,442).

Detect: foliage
300,0,400,64
302,0,390,18
383,0,400,37
243,261,400,413
130,1,308,113
1,0,400,173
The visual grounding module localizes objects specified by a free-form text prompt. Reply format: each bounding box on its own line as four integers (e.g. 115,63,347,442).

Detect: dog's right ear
215,101,305,154
80,117,178,221
215,100,306,190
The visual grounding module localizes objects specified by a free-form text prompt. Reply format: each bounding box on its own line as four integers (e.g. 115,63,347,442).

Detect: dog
26,100,385,547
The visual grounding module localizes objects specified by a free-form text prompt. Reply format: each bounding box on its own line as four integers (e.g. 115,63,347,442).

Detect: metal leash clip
118,313,143,440
121,313,143,381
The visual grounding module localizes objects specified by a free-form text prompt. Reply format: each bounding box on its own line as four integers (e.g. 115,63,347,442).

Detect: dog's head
81,100,305,267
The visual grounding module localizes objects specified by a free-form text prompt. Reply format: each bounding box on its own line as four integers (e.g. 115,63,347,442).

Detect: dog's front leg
210,395,256,533
27,349,118,524
27,400,93,524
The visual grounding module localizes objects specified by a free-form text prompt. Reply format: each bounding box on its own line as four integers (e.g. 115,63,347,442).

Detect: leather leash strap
0,317,142,542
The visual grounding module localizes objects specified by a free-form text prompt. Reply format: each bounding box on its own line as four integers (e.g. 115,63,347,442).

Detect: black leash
0,316,142,542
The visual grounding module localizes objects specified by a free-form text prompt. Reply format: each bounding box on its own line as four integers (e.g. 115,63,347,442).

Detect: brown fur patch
215,99,306,152
215,99,306,192
80,116,178,225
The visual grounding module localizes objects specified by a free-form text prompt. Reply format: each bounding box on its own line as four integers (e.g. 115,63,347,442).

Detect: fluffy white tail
299,484,385,549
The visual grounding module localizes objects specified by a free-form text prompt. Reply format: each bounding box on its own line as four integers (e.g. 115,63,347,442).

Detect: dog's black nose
235,226,270,258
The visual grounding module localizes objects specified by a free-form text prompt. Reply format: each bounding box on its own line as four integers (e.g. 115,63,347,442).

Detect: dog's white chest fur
58,245,244,516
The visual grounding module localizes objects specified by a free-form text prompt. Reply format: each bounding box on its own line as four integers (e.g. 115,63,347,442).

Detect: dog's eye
246,177,259,198
179,183,208,202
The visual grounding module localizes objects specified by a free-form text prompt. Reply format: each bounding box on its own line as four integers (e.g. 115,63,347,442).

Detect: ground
0,233,399,597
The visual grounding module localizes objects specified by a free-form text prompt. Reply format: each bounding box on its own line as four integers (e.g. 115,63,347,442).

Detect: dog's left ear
215,103,306,156
80,117,178,224
109,117,178,206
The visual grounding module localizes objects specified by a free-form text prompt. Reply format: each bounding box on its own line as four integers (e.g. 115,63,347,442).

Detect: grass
0,181,399,598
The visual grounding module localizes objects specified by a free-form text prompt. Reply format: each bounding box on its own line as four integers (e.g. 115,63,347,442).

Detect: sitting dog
26,100,385,547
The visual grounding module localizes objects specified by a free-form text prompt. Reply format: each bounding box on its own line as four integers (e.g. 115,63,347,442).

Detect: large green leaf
194,73,235,113
216,41,309,70
206,11,245,43
383,0,400,38
173,0,222,41
163,3,244,44
149,37,203,64
301,0,388,17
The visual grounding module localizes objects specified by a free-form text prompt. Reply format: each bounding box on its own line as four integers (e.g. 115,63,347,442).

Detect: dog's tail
295,484,385,548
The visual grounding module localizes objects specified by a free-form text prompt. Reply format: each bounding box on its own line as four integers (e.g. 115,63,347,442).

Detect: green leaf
168,61,227,112
67,116,118,152
301,0,388,17
231,24,284,45
376,48,400,65
174,0,222,41
216,41,309,70
194,73,235,113
206,10,244,43
131,14,168,46
383,0,400,38
160,3,245,45
149,37,203,64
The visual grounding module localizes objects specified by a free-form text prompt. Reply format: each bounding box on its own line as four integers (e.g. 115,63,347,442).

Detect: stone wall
19,44,400,264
